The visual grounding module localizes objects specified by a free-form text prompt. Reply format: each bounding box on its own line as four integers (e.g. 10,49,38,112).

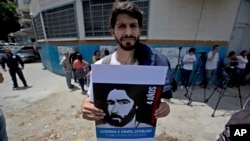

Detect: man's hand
81,97,105,121
154,102,170,118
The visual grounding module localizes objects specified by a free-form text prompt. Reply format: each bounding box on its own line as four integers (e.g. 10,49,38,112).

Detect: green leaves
0,0,20,40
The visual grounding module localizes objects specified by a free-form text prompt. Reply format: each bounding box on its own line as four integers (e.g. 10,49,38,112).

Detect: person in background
69,47,82,83
0,71,8,141
242,52,250,84
0,72,4,83
60,51,74,90
180,48,196,90
92,50,101,63
223,51,238,88
0,108,8,141
103,48,110,57
81,1,172,122
236,50,248,85
73,53,89,94
200,45,219,88
1,48,28,89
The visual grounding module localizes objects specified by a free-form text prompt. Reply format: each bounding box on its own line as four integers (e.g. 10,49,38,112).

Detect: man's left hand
154,102,170,118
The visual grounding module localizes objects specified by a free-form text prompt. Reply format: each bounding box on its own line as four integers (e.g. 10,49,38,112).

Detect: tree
0,0,20,41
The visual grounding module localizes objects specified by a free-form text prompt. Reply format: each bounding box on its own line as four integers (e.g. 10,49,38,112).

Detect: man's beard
107,105,136,127
114,35,140,51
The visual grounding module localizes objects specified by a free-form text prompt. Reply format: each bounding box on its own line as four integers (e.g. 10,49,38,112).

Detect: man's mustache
109,113,122,120
121,36,136,40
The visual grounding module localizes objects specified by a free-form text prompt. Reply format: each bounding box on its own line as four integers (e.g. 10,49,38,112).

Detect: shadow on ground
172,84,250,116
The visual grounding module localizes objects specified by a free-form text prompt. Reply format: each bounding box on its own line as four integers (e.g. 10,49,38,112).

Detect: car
15,50,37,62
8,43,20,46
20,46,40,60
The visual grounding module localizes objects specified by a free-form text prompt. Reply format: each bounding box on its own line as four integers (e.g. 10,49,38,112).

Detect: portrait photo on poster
93,83,163,128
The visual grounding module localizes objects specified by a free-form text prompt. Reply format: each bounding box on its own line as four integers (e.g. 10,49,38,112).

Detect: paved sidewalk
0,62,249,141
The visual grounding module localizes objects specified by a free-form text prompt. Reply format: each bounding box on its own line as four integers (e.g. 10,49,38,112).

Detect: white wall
29,0,40,16
148,0,241,41
17,0,29,10
228,0,250,53
29,0,75,16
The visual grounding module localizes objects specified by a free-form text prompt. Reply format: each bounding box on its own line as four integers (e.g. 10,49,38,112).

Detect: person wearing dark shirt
1,48,28,89
69,47,82,83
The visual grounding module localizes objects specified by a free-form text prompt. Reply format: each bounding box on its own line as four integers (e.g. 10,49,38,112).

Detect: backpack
217,96,250,141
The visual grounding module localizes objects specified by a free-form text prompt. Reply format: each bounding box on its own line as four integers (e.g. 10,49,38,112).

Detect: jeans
65,71,72,88
78,78,85,91
237,68,245,84
201,69,216,86
181,69,192,87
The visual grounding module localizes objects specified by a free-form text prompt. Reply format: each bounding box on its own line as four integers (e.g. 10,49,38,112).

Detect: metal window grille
42,4,77,39
34,14,44,40
82,0,149,37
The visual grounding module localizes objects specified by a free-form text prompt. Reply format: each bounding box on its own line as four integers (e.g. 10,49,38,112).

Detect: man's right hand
81,96,105,121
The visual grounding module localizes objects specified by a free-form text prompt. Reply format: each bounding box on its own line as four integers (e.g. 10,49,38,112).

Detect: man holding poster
81,0,172,140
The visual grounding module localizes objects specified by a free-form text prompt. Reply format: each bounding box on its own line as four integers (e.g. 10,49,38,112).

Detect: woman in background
92,50,101,63
73,53,89,94
236,50,248,85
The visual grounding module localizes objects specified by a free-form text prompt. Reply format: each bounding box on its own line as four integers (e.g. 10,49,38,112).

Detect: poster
57,46,76,61
155,47,189,68
100,45,116,56
91,65,168,141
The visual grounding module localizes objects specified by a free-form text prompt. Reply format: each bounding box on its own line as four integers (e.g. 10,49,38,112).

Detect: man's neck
116,47,136,65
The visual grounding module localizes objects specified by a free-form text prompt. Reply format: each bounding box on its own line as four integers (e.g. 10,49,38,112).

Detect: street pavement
0,62,249,141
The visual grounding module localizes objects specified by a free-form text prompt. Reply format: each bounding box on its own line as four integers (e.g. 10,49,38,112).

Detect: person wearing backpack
81,1,172,121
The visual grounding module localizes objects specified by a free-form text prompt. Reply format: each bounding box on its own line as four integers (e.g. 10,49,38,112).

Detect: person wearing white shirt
200,45,219,88
236,50,248,85
181,48,196,89
81,1,171,123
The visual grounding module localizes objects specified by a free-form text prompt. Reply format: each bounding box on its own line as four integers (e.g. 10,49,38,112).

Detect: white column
75,0,85,39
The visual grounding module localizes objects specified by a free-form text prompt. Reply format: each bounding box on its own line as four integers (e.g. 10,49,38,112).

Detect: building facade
29,0,250,83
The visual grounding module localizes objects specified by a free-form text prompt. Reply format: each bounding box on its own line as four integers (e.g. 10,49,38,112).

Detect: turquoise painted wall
40,44,228,85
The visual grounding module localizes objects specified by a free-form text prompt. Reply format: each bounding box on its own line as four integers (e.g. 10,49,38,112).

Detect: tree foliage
0,0,20,41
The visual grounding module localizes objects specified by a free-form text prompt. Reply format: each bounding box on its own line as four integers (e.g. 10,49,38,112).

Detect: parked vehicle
9,49,36,62
20,46,40,60
0,44,40,63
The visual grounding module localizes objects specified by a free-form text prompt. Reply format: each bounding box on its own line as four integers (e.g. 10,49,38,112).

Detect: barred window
82,0,149,37
42,4,77,39
34,14,44,40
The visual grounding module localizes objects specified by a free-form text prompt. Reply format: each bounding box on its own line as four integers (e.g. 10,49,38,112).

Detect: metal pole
29,13,38,41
